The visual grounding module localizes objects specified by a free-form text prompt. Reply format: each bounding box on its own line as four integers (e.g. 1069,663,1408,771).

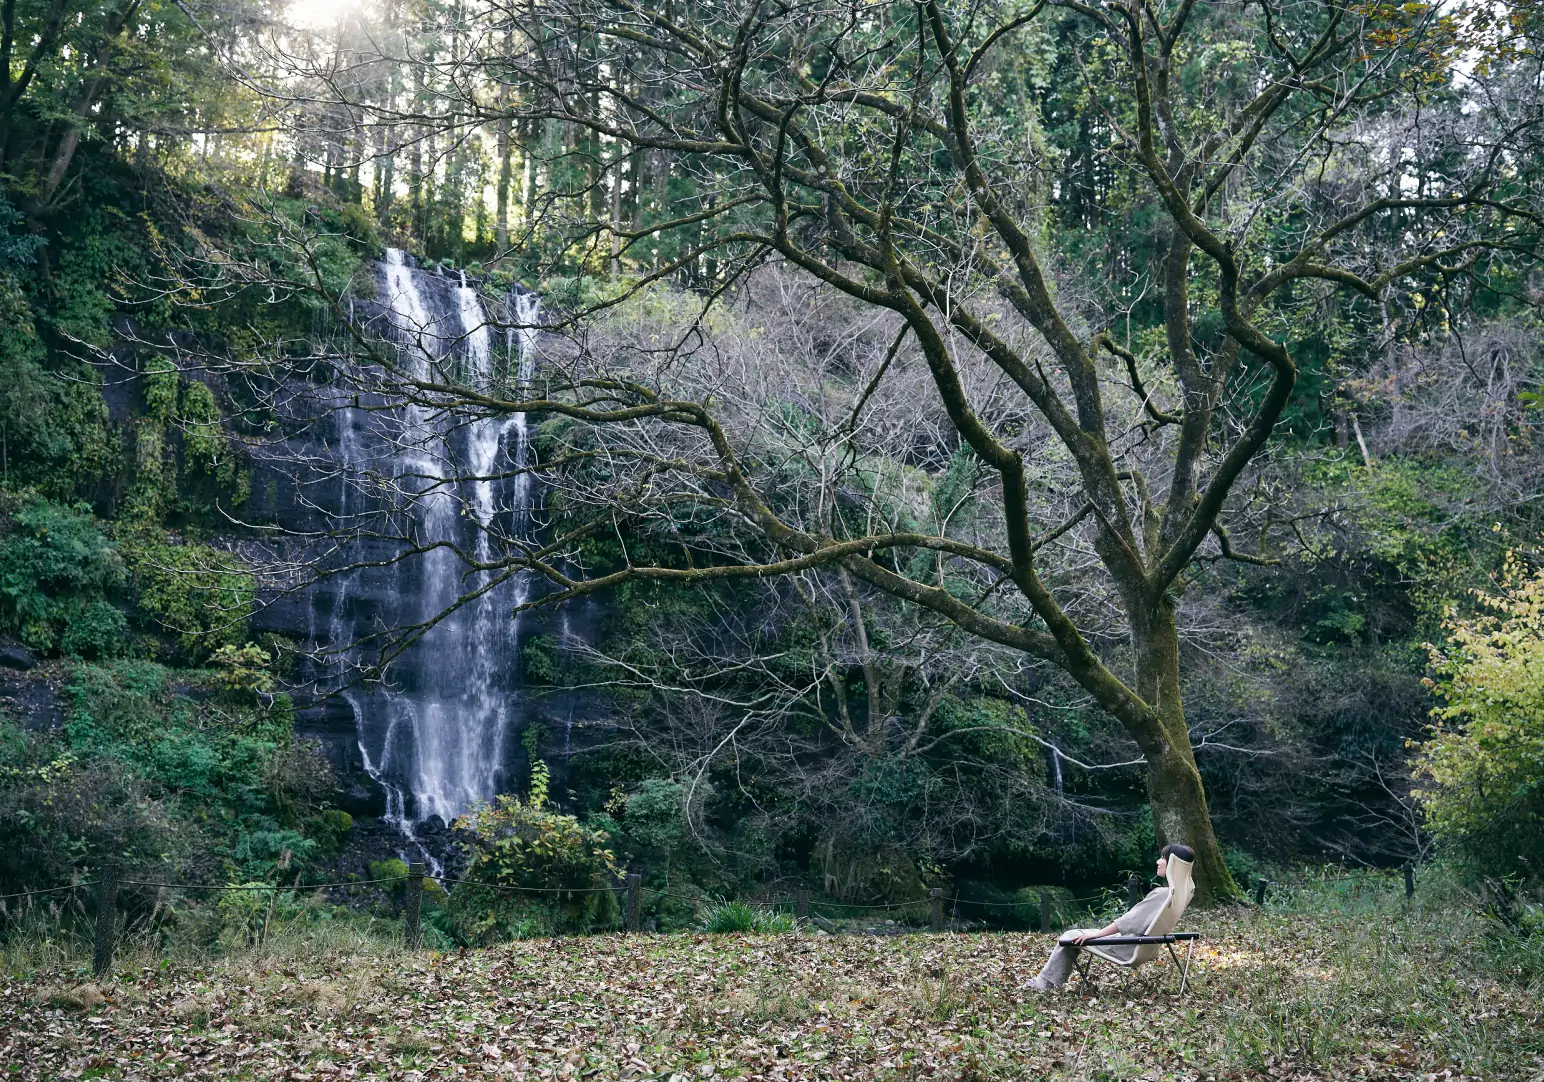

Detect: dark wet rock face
0,643,37,671
0,652,63,732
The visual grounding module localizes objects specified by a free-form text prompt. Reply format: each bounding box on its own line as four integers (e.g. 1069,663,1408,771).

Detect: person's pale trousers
1032,928,1100,987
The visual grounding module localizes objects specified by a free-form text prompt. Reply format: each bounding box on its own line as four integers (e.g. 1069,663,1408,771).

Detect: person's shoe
1022,976,1055,993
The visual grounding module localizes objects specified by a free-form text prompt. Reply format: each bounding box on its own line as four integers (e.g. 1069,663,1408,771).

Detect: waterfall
316,248,545,862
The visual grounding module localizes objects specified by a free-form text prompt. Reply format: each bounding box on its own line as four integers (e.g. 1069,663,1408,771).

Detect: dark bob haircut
1160,843,1196,863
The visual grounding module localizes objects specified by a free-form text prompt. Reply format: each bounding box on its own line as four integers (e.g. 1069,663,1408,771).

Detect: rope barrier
429,875,619,894
0,883,96,902
0,868,1413,920
635,885,1122,914
635,888,923,914
119,876,407,892
1272,873,1403,886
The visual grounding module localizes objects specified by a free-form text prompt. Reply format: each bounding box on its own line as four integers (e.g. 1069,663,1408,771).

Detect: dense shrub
60,599,129,658
0,494,126,655
0,205,115,502
210,643,276,700
0,660,337,890
1415,555,1544,880
116,527,255,660
0,718,179,895
313,809,354,852
447,762,622,940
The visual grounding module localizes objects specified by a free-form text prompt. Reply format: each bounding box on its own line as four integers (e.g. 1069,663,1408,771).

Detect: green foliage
534,275,629,313
49,205,143,349
177,379,241,495
144,358,181,423
0,261,114,500
0,493,126,655
117,527,255,660
1289,454,1495,636
447,761,622,940
620,779,686,856
0,198,44,270
121,365,250,526
1226,848,1262,891
216,883,277,947
1415,555,1544,878
209,643,276,700
521,633,560,683
59,599,130,659
0,717,177,895
313,809,354,852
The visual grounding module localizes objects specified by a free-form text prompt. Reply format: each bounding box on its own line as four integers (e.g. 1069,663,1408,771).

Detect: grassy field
2,879,1540,1081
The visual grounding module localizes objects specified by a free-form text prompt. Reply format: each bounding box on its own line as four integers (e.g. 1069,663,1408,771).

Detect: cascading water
302,248,546,866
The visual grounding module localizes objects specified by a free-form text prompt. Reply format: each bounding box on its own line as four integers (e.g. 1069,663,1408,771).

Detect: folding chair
1072,932,1201,995
1068,857,1201,995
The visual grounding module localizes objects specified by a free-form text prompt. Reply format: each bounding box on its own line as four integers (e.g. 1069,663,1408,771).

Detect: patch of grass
701,899,794,934
909,968,963,1022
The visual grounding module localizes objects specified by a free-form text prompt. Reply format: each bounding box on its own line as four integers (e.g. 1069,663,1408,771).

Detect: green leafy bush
0,718,178,895
1225,848,1262,891
209,643,276,700
0,281,113,501
313,809,354,852
447,762,622,940
216,882,276,947
41,660,335,888
612,778,687,861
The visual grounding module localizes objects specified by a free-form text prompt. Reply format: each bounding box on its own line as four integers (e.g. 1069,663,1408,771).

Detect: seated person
1025,843,1196,991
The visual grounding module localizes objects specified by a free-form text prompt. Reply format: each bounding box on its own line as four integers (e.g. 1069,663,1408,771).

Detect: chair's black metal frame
1071,932,1201,996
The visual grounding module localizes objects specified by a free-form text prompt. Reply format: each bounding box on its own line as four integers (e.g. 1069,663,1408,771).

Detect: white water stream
324,249,544,865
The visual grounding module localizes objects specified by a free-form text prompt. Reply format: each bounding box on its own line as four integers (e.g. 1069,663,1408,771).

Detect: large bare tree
249,0,1543,900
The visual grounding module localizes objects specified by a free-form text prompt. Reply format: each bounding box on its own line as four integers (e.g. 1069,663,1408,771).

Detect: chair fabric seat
1071,858,1196,969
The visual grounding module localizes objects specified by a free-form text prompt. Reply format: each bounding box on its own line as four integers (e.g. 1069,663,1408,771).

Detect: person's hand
1074,932,1095,946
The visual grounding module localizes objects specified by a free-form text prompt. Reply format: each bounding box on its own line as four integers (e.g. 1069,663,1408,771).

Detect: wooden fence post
1254,877,1268,905
1126,873,1143,907
626,873,642,932
93,861,118,978
1404,865,1415,899
403,862,425,948
929,887,943,932
795,890,809,921
261,847,291,946
1039,891,1053,934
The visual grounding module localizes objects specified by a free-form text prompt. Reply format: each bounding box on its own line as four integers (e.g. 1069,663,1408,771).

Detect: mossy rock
368,858,410,893
314,809,354,851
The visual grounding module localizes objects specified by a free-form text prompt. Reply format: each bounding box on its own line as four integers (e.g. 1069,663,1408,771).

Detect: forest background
0,0,1542,950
